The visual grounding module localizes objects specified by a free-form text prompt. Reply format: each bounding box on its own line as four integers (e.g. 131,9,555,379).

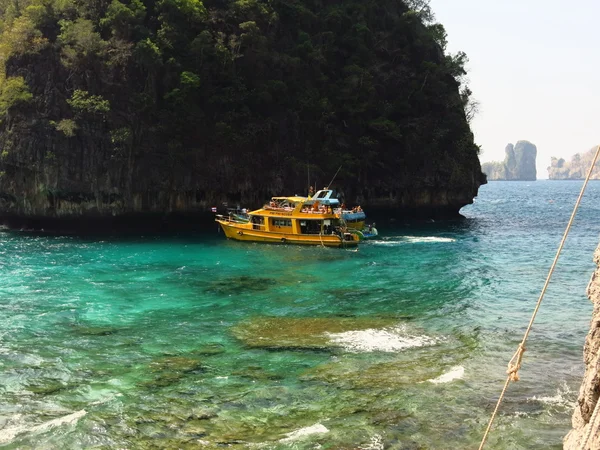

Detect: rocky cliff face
0,0,485,230
548,147,600,180
564,245,600,449
481,141,537,181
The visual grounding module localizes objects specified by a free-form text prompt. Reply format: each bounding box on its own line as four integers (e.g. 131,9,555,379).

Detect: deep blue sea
1,180,599,449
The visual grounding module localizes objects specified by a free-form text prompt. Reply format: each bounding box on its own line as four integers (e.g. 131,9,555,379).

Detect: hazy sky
429,0,599,178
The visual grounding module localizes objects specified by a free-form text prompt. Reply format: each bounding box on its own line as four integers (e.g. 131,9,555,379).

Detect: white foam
360,435,384,449
279,423,329,442
428,366,465,384
0,410,86,444
370,236,455,246
402,236,455,243
529,384,575,408
326,326,437,353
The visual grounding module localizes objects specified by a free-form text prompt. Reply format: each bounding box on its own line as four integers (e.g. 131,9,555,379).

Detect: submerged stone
231,317,402,350
26,379,68,395
72,325,120,336
140,356,205,389
302,349,462,390
232,365,284,381
204,276,276,296
180,419,207,437
141,372,184,389
192,343,226,356
149,356,204,374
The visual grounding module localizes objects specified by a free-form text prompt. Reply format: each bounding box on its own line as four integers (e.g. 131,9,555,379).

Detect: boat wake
370,236,456,246
325,325,438,353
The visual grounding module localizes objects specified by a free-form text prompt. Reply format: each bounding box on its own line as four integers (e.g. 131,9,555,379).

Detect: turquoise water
1,180,599,449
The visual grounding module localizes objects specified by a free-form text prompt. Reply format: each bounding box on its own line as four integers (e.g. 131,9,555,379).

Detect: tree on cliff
0,0,484,218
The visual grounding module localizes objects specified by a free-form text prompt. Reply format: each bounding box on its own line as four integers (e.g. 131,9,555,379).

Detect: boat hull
217,220,358,247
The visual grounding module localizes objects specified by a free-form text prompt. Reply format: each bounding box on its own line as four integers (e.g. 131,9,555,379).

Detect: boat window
272,219,292,227
300,220,322,234
252,215,264,230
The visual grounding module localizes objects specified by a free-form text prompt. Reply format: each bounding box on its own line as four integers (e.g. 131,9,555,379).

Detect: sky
429,0,599,179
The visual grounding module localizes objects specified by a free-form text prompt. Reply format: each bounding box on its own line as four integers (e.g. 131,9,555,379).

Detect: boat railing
264,205,295,212
216,214,250,225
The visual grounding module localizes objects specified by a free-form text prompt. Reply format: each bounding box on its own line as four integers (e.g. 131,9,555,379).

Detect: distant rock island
481,141,537,181
548,147,600,179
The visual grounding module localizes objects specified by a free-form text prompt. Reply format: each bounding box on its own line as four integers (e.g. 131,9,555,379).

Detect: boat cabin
215,188,360,246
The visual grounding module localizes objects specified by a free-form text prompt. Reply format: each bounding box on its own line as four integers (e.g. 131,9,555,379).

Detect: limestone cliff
481,141,537,181
0,0,485,230
548,147,600,180
564,245,600,449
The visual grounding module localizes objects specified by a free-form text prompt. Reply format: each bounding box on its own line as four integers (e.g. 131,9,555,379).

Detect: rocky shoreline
564,245,600,449
0,184,480,231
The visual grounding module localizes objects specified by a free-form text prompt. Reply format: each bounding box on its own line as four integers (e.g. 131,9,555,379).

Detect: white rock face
564,246,600,450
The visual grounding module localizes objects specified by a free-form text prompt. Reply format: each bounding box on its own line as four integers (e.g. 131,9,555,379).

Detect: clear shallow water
0,180,599,449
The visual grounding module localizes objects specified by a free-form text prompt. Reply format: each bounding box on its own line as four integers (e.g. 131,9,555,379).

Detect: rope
478,144,600,450
578,395,600,450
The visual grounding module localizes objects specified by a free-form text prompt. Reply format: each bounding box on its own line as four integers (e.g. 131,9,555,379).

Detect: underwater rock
231,317,400,350
180,420,207,437
148,356,204,374
140,356,205,389
204,276,277,296
300,340,465,390
301,359,436,389
26,379,68,396
140,372,184,389
192,343,226,356
72,325,120,336
231,365,284,382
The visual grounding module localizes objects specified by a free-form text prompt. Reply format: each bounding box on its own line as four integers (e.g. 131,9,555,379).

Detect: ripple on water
0,181,597,448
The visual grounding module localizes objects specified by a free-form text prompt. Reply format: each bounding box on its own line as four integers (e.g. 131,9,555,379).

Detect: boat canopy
303,189,340,207
342,211,366,221
271,196,307,203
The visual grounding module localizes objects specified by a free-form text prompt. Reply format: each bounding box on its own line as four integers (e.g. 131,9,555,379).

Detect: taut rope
478,144,600,450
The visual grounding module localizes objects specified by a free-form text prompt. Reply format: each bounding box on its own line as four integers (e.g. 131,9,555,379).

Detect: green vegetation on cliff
0,0,484,220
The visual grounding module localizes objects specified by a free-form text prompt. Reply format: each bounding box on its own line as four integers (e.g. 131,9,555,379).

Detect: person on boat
308,186,315,198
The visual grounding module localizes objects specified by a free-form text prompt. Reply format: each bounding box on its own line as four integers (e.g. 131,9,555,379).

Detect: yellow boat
215,190,360,247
